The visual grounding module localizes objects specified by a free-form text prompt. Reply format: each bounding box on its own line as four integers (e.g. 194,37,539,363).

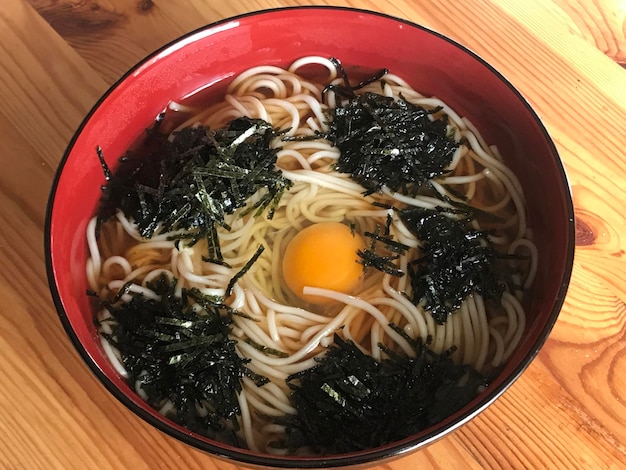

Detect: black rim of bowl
44,5,576,468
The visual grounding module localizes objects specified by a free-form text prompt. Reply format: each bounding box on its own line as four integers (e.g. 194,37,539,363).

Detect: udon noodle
86,56,537,454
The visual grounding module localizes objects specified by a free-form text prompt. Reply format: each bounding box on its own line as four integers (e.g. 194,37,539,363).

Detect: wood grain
1,0,625,469
551,0,626,65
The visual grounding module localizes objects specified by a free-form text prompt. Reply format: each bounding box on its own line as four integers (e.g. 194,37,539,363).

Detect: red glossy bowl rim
44,6,575,468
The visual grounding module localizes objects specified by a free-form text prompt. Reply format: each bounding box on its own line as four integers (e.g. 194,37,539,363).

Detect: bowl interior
46,6,574,468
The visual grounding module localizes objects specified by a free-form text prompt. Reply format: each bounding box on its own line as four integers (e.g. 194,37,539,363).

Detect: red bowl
45,6,574,469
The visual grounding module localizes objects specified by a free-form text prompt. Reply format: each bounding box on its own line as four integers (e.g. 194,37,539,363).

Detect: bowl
45,6,575,469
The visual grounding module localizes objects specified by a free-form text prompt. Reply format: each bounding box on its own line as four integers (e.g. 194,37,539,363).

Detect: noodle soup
86,56,536,455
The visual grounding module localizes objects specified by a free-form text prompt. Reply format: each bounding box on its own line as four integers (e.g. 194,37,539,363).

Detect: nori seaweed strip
322,57,388,102
96,146,113,181
154,317,194,328
225,245,265,297
363,230,410,253
281,132,326,142
244,368,270,387
161,334,224,352
244,338,289,358
384,212,393,234
185,288,256,321
357,248,403,277
135,326,178,342
357,221,406,277
273,333,486,454
111,280,134,303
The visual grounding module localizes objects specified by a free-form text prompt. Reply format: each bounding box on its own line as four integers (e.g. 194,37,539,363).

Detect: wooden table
1,1,625,468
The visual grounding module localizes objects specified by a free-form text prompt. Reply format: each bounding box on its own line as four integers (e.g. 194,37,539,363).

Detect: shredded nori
244,338,290,358
274,333,486,454
327,92,459,196
91,60,526,454
322,61,514,322
322,57,389,102
97,116,292,264
225,245,265,297
400,208,507,323
98,275,262,441
357,222,406,277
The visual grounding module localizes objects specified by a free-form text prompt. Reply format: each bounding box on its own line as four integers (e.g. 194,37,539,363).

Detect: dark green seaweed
273,333,486,454
322,62,515,323
225,245,265,297
91,60,526,454
400,208,507,323
244,338,289,358
327,92,459,196
97,117,292,264
98,275,263,440
357,223,406,277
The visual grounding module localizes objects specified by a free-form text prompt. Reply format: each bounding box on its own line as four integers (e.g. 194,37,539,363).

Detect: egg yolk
282,222,366,304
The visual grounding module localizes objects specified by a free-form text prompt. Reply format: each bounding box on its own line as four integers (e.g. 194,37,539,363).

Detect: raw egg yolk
282,222,366,304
